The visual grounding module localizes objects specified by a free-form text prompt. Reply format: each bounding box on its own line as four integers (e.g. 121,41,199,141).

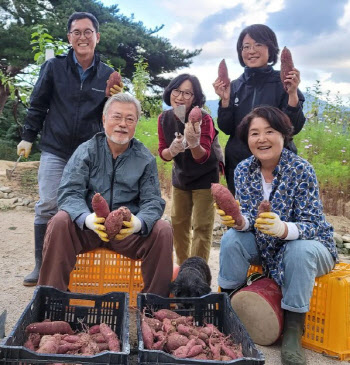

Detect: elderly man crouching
38,93,173,296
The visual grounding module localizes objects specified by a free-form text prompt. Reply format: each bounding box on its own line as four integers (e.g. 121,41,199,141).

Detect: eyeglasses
171,88,194,100
109,114,137,126
241,43,265,53
69,29,95,38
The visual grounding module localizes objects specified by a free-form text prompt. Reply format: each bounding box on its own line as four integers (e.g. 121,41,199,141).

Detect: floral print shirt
234,148,338,286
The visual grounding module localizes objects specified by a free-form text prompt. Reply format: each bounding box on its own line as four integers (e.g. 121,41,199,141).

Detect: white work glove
168,134,185,157
184,121,201,149
17,140,33,158
255,212,287,238
85,213,109,242
115,214,142,240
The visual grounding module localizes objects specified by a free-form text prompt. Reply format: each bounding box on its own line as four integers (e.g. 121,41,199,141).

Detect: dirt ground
0,160,350,364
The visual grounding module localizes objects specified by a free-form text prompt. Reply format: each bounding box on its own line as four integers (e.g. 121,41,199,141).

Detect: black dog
169,256,212,298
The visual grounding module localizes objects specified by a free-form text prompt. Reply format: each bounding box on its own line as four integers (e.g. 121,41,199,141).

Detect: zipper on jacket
109,156,121,211
251,87,257,108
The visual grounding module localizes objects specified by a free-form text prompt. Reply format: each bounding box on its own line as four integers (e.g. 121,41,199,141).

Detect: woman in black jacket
213,24,305,194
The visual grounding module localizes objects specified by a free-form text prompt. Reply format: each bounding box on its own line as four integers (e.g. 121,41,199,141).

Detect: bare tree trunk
0,83,10,114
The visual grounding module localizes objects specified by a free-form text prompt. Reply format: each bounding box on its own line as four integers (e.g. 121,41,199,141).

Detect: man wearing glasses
17,12,122,286
37,93,173,297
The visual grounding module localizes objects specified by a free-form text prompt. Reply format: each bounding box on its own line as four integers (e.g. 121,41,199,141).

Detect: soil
0,160,349,364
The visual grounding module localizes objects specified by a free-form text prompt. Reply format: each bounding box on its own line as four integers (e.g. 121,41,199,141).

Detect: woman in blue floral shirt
217,106,337,365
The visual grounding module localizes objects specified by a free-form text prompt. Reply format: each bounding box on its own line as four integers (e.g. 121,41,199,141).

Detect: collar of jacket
248,148,291,191
242,65,273,82
66,47,101,72
99,132,139,159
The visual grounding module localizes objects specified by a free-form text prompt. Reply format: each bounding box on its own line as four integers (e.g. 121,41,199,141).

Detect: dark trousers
224,165,236,196
38,211,174,297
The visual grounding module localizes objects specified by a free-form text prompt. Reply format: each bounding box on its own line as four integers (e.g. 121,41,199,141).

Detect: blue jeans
218,229,335,313
34,151,67,225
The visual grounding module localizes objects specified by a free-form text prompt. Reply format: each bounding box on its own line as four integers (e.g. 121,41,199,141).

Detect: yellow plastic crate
247,263,350,360
68,248,144,307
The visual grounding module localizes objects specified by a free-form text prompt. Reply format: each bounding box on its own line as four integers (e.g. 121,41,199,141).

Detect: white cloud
338,0,350,27
161,0,233,19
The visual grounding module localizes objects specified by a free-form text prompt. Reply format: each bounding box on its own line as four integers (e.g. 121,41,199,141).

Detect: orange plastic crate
68,248,144,307
247,263,350,360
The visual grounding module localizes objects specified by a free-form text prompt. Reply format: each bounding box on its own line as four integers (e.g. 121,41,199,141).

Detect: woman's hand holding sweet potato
255,212,287,238
214,203,244,229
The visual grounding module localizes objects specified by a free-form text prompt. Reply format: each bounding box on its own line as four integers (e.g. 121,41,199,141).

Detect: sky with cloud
102,0,350,103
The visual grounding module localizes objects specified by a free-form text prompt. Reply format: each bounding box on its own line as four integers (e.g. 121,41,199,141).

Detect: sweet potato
165,333,189,351
257,200,271,216
24,333,41,350
153,309,181,321
144,316,163,332
91,333,106,343
97,342,109,351
92,193,110,219
57,341,82,354
104,209,124,240
37,334,61,354
188,106,202,125
105,71,122,97
221,342,243,359
118,206,131,222
171,315,194,326
162,317,176,334
173,338,197,358
177,323,199,337
26,321,74,335
99,323,120,352
88,324,100,335
187,344,204,358
218,59,230,87
62,334,80,343
141,320,154,349
211,183,243,226
280,46,294,91
152,331,167,350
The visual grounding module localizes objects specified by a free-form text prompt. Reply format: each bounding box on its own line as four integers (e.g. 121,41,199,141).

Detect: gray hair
103,93,142,121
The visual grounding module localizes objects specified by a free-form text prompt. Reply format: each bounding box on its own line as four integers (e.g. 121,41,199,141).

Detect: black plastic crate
0,286,130,365
137,293,265,364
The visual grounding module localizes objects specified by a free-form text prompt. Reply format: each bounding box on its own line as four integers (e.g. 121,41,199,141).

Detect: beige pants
171,187,215,265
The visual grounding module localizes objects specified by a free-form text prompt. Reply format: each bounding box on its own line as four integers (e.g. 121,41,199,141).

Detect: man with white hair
38,94,173,296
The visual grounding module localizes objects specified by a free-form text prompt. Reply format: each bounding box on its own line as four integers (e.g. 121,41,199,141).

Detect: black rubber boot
23,224,47,286
281,311,307,365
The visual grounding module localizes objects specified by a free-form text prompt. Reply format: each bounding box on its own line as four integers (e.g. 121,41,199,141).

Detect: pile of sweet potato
24,320,120,355
141,309,243,360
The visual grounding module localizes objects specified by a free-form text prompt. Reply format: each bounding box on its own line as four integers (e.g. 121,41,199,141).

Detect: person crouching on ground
38,93,173,296
216,105,338,365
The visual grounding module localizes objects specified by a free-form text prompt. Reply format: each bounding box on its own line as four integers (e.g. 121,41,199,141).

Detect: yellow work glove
214,203,237,228
85,213,109,242
17,140,33,158
255,212,286,238
115,214,142,240
109,81,124,96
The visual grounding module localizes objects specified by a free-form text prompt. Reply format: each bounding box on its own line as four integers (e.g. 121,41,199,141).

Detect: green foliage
30,24,68,65
131,56,162,118
142,96,163,118
132,55,150,103
0,0,200,90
